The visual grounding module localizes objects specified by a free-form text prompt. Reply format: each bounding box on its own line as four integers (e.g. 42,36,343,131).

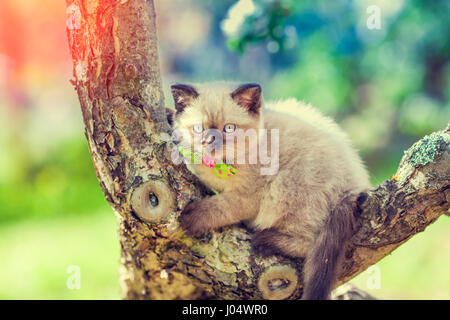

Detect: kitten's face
171,82,262,164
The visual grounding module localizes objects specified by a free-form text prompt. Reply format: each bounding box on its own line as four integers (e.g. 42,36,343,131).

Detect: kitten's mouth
201,155,216,168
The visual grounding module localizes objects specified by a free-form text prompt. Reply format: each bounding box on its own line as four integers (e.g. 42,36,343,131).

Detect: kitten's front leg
179,199,217,236
179,193,255,237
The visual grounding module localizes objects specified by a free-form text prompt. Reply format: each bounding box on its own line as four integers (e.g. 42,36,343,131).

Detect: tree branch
66,0,450,299
339,125,449,284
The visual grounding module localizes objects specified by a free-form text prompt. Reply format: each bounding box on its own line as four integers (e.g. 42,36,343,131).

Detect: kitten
169,81,370,300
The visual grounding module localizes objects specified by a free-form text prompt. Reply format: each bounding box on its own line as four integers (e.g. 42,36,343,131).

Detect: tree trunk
66,0,450,300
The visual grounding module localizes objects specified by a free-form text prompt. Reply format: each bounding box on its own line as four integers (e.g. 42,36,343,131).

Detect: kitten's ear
171,84,199,114
231,83,262,115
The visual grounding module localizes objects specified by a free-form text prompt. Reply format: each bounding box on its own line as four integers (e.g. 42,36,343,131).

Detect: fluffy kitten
169,81,370,300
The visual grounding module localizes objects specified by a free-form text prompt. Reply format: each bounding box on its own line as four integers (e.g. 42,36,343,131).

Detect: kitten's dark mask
169,82,263,164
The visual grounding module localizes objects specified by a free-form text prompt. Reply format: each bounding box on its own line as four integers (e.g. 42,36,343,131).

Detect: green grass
0,210,448,299
0,212,121,299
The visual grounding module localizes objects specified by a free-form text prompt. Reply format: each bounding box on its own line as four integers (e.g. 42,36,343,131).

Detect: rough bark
66,0,450,300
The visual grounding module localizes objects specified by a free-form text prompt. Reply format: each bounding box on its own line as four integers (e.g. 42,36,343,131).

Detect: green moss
403,133,446,167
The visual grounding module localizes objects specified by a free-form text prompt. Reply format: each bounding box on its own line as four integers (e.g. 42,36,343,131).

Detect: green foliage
0,136,109,223
223,0,449,153
226,0,298,54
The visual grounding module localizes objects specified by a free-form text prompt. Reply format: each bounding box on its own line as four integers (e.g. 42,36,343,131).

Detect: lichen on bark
403,131,447,167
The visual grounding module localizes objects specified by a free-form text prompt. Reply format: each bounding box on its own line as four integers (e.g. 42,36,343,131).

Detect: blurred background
0,0,449,299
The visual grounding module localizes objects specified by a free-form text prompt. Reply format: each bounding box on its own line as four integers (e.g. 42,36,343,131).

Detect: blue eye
224,123,236,133
193,124,204,133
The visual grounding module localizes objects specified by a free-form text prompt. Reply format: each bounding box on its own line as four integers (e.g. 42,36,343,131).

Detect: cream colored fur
173,82,370,298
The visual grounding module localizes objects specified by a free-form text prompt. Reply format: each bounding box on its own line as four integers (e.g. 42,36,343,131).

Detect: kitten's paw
251,230,280,257
179,201,212,237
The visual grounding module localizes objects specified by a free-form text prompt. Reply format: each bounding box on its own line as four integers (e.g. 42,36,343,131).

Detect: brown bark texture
66,0,450,299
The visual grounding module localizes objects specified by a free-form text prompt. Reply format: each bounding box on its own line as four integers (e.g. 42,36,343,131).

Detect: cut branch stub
131,179,175,222
257,265,299,300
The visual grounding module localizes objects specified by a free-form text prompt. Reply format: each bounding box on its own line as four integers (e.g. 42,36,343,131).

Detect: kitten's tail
302,192,359,300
